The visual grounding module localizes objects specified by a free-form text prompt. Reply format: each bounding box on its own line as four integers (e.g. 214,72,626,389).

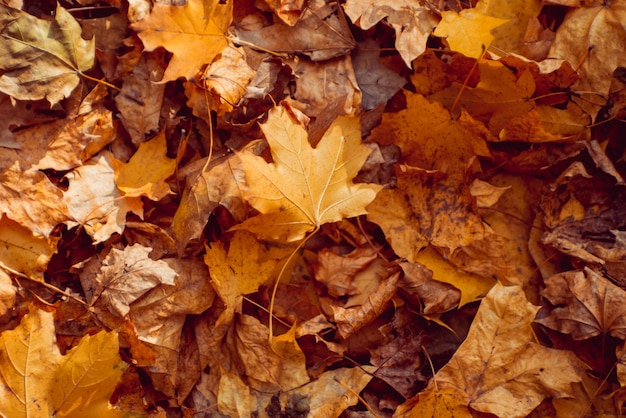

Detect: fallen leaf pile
0,0,625,416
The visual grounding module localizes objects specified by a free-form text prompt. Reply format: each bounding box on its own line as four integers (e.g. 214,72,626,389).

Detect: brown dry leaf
314,246,378,298
132,0,231,82
540,161,626,270
275,366,374,417
469,178,510,208
0,309,127,417
204,231,281,326
202,44,256,115
113,130,176,200
287,55,361,116
234,105,381,242
396,282,584,418
371,309,427,398
537,267,626,340
344,0,438,67
234,0,354,61
129,258,215,349
171,156,246,253
234,314,309,390
115,50,166,145
549,1,626,118
0,164,70,239
0,94,57,150
80,243,177,317
0,215,58,281
398,257,462,313
352,39,407,110
0,3,94,105
64,152,143,243
331,266,400,338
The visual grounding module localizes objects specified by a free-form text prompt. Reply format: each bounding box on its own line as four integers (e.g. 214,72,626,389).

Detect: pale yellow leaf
235,105,381,242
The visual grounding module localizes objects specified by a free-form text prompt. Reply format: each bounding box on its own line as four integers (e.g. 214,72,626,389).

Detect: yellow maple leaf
204,231,282,326
0,309,127,417
132,0,231,82
113,130,176,200
434,9,508,58
234,105,382,242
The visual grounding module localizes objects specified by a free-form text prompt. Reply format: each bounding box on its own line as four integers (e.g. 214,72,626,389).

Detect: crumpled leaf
234,315,309,390
396,282,584,418
171,155,246,254
276,366,374,417
132,0,231,82
234,0,354,61
537,267,626,340
80,243,177,317
434,8,508,59
0,3,94,105
113,130,176,200
0,309,127,418
234,105,381,242
344,0,438,67
63,152,143,243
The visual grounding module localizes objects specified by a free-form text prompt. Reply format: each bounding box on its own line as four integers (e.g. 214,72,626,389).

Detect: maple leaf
537,267,626,340
0,309,127,417
434,8,508,59
132,0,231,82
204,231,282,326
397,282,585,418
0,3,94,105
113,130,176,200
234,105,382,242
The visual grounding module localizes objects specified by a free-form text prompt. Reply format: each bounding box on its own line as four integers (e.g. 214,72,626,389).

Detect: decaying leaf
80,243,177,317
0,3,94,105
344,0,438,66
234,105,381,242
0,309,127,417
537,267,626,340
397,282,584,418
